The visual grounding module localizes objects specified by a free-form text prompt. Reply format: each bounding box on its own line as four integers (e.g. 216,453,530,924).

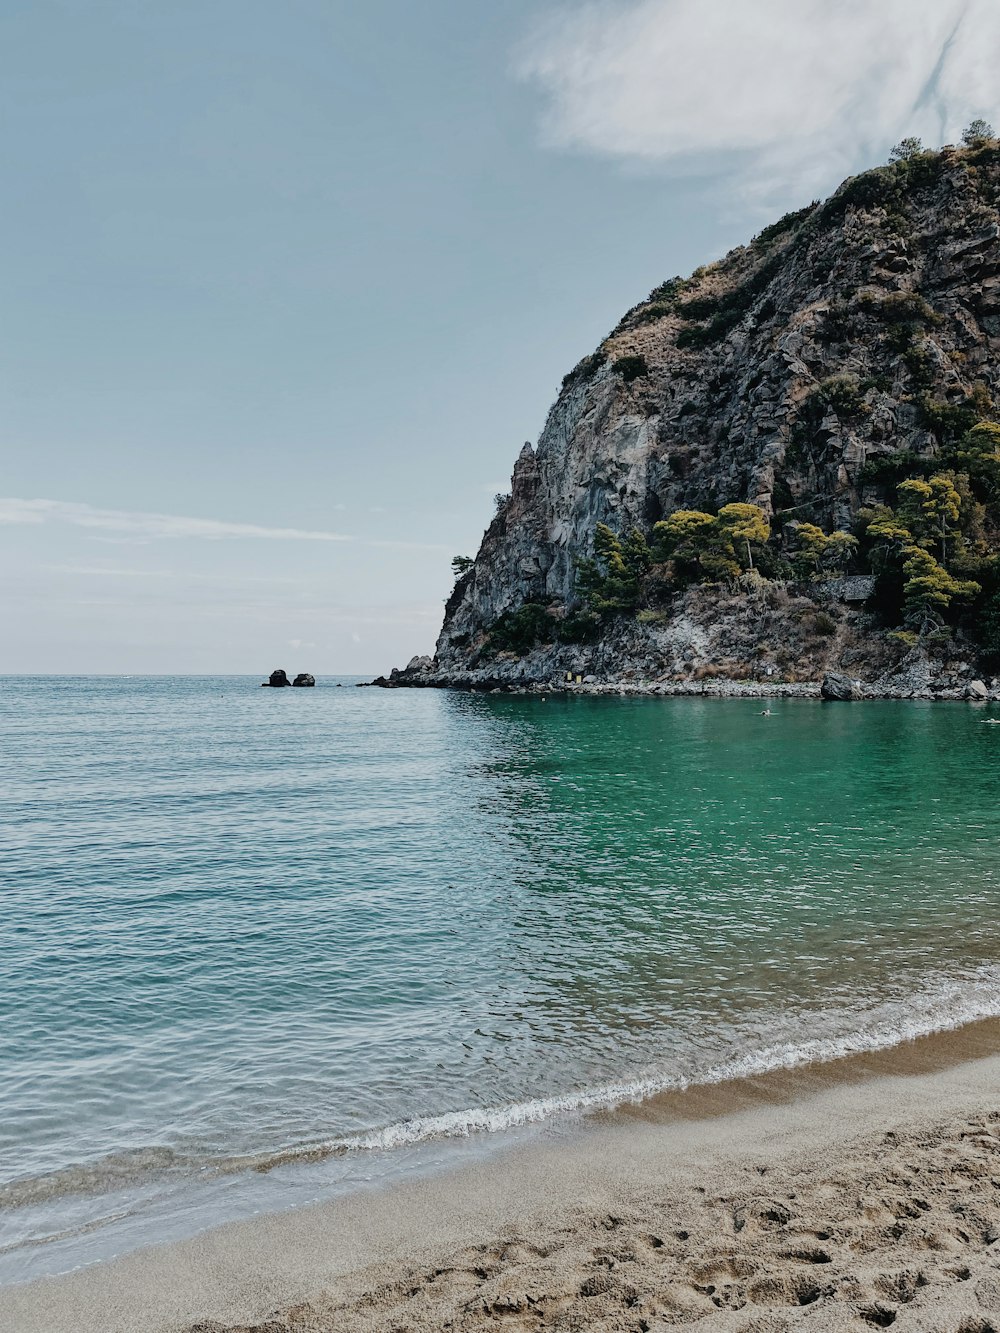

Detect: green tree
864,508,913,548
451,555,474,578
651,509,737,581
822,530,859,572
651,509,717,558
487,602,554,655
896,473,963,563
790,524,859,577
952,422,1000,511
716,503,770,571
963,118,995,146
901,546,980,634
651,504,770,580
889,136,923,161
859,508,915,620
790,522,830,577
576,522,650,612
973,557,1000,666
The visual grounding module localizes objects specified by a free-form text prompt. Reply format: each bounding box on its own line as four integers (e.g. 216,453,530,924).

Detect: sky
2,0,997,674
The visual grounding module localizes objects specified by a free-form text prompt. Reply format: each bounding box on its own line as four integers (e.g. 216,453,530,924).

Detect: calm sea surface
3,677,1000,1280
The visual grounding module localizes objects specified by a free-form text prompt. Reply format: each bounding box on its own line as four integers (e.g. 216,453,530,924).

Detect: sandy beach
3,1028,999,1333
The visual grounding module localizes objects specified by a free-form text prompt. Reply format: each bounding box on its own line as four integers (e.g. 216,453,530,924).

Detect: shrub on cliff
611,354,649,383
950,423,1000,512
815,373,869,420
576,523,650,613
556,611,602,644
487,602,554,655
973,558,1000,666
917,394,983,442
561,351,606,392
676,252,785,348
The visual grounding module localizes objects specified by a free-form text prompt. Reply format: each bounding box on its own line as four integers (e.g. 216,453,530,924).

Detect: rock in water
263,669,291,687
292,673,316,687
966,679,989,699
822,672,862,701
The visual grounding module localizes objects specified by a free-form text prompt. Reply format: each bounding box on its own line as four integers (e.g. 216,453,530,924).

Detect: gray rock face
264,669,291,687
292,673,315,687
405,655,434,672
966,678,989,699
821,672,862,701
424,145,1000,690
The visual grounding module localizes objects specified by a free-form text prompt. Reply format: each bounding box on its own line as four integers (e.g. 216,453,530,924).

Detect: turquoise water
3,677,1000,1280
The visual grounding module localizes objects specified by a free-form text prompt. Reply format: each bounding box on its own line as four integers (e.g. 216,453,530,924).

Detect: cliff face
417,144,1000,693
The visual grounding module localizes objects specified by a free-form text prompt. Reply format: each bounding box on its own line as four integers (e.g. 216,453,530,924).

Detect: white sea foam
304,963,1000,1158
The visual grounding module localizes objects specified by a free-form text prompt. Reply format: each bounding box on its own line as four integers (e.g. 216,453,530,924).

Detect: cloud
0,498,450,552
518,0,1000,202
41,563,301,585
0,497,352,542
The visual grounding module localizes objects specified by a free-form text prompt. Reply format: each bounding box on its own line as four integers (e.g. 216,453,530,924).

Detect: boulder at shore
821,671,862,701
292,673,315,687
263,669,291,687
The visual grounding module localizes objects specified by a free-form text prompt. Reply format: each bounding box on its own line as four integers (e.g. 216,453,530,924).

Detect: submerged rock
821,671,862,701
292,673,316,687
263,669,291,688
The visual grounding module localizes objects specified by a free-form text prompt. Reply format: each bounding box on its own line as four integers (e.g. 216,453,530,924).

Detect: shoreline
371,674,999,701
5,1021,1000,1333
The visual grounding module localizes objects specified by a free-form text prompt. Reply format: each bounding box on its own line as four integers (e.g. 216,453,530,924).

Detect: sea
3,676,1000,1283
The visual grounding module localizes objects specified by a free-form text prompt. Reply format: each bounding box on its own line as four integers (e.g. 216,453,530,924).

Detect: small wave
5,964,1000,1210
0,1204,137,1256
225,962,1000,1168
0,1145,192,1210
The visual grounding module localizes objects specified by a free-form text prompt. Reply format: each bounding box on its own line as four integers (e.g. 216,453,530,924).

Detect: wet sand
4,1027,1000,1333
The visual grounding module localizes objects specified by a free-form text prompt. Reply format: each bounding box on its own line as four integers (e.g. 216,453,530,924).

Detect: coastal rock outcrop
263,669,291,687
292,673,316,687
821,671,863,701
381,142,1000,697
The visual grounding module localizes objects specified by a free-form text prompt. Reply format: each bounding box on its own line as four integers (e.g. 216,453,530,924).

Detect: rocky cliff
384,142,1000,698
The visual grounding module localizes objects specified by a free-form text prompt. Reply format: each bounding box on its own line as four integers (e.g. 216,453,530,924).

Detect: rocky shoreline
372,658,999,702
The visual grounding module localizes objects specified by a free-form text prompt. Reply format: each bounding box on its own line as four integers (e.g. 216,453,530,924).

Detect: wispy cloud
0,498,449,552
41,564,301,584
0,497,352,542
518,0,999,204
